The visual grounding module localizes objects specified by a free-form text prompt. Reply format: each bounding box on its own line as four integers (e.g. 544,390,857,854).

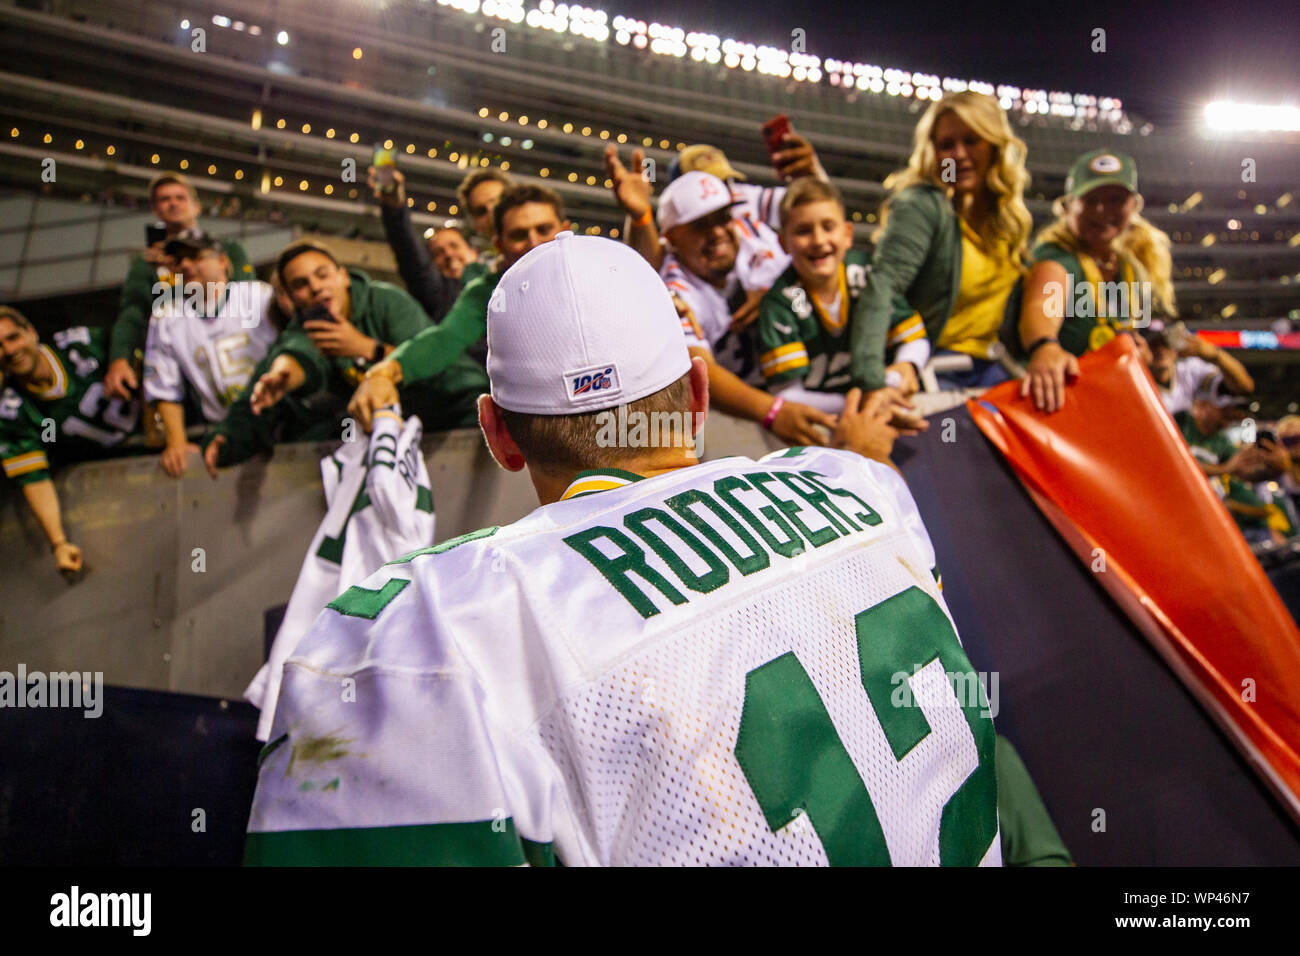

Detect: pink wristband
762,396,785,429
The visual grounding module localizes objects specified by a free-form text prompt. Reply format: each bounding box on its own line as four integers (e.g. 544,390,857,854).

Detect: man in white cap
653,170,841,446
245,233,1001,867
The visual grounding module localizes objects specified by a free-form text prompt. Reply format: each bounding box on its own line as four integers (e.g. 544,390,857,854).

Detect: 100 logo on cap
567,364,621,402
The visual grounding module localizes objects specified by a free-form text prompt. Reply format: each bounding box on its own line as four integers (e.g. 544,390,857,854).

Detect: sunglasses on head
469,204,490,219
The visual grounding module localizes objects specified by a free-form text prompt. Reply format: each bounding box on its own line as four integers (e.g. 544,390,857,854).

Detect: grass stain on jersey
286,732,354,777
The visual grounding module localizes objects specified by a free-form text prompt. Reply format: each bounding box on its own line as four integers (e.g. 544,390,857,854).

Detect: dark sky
640,0,1300,128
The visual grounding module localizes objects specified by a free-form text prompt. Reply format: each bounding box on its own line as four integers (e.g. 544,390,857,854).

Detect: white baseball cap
486,232,692,414
656,170,740,233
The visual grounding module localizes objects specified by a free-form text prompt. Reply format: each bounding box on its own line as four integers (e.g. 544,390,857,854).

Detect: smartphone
373,145,397,192
761,114,792,156
145,222,168,246
299,303,336,325
1255,428,1278,447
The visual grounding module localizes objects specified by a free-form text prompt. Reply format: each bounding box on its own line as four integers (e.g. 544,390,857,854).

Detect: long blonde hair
1036,196,1178,317
880,91,1033,258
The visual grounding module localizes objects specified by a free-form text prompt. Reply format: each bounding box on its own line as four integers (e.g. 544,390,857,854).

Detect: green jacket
849,185,1025,388
849,185,963,389
388,270,501,384
109,236,252,366
211,267,431,465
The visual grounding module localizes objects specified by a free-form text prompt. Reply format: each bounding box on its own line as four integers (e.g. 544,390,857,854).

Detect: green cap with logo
1063,149,1138,199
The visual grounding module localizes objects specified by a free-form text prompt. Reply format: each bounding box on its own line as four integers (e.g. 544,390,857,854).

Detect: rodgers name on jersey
0,326,138,485
246,447,998,868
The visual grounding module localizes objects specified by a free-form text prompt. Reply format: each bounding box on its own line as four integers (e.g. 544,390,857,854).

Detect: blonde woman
849,90,1032,392
1016,150,1177,411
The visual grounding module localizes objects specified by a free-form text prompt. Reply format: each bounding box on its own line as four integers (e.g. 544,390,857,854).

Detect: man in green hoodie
202,239,484,472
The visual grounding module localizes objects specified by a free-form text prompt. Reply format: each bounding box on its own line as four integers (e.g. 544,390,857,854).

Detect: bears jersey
757,250,926,393
144,281,277,423
728,181,784,233
661,253,762,385
246,447,1000,867
0,326,138,486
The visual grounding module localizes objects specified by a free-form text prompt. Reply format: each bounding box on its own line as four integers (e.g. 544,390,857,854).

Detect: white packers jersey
245,408,435,741
143,281,277,423
246,447,1000,866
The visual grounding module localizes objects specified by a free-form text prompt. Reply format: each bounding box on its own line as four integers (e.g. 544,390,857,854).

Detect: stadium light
1204,100,1300,133
276,30,289,45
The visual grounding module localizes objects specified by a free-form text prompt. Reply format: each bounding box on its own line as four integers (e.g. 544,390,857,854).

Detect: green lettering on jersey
562,525,687,619
327,577,411,620
735,586,997,866
804,471,882,528
749,471,838,548
624,507,729,594
735,652,891,866
714,474,804,558
665,489,770,577
316,487,372,565
856,587,997,865
776,472,858,535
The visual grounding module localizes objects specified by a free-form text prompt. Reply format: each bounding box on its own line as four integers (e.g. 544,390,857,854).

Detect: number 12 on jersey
735,586,997,866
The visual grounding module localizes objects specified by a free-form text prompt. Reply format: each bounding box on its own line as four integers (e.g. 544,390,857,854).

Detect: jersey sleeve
142,316,185,405
755,287,810,384
388,275,492,384
885,306,929,371
108,255,158,365
0,393,48,486
849,187,943,389
661,272,710,353
244,553,555,866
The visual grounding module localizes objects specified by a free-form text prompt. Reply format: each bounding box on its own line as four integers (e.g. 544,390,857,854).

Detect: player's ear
478,394,526,472
687,355,709,435
777,231,788,254
839,220,853,245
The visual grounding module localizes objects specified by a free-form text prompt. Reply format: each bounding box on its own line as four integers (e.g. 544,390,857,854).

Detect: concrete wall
0,414,792,700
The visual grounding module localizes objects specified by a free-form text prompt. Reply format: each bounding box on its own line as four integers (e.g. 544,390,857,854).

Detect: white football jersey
1158,356,1220,416
728,181,785,233
143,281,277,423
246,408,435,741
246,447,1001,866
661,253,763,385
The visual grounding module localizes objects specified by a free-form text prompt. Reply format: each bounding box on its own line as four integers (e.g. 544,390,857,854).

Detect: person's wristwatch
371,340,386,364
1025,336,1059,356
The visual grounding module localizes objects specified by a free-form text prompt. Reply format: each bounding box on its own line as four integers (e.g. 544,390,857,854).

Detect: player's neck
530,449,702,506
802,268,839,300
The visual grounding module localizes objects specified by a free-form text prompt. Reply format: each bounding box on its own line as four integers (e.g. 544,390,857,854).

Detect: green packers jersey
1174,411,1268,531
0,326,139,486
757,249,924,392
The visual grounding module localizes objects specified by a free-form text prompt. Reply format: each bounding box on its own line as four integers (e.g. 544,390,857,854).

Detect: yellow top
936,219,1021,358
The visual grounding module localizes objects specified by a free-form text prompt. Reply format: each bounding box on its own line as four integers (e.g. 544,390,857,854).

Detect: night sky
638,0,1300,128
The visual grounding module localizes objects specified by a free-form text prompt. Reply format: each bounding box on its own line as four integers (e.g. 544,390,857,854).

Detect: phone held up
145,222,168,246
761,114,793,174
373,145,397,193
